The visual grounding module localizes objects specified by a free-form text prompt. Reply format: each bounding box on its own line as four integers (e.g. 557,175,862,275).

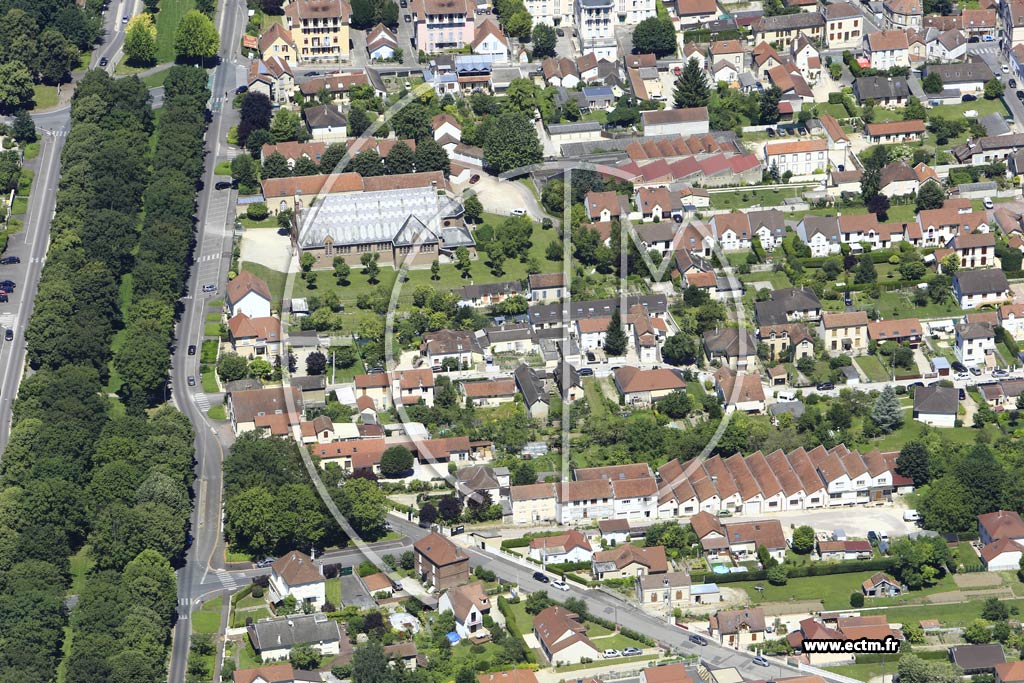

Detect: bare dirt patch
954,573,1003,588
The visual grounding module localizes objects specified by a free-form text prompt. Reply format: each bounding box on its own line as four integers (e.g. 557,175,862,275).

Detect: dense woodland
0,66,208,683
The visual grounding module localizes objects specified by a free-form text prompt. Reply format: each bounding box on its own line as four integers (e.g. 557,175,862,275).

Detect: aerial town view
11,0,1024,681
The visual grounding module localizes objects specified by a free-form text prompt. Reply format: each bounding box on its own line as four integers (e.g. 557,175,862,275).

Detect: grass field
869,418,1000,450
32,84,59,111
156,0,197,63
709,187,807,210
855,355,889,382
215,161,232,176
201,372,219,393
726,570,957,611
22,142,39,160
208,404,226,419
142,68,171,88
191,596,223,635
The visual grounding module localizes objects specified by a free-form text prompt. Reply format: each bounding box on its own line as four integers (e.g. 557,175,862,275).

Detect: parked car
1017,89,1024,101
689,634,707,646
970,366,983,376
955,371,971,380
952,361,968,373
0,256,19,264
622,647,642,656
0,280,16,290
959,388,966,400
766,127,776,138
255,557,275,568
0,294,9,303
532,571,549,583
556,28,564,36
968,35,980,43
511,208,527,216
753,655,770,667
984,197,995,209
469,174,480,184
404,14,411,20
1002,64,1011,73
3,328,11,342
188,345,197,355
551,579,570,591
1011,79,1018,89
202,283,217,293
994,368,1010,378
99,57,109,67
602,649,620,659
235,85,248,94
305,71,321,77
817,382,834,391
214,181,233,190
579,367,595,376
962,94,977,102
187,376,196,387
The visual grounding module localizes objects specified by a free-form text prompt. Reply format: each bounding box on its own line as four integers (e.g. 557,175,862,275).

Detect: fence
796,661,864,683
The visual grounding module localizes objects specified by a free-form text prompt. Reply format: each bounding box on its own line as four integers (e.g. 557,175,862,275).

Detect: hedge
585,613,656,646
691,557,896,585
500,531,564,550
997,325,1020,358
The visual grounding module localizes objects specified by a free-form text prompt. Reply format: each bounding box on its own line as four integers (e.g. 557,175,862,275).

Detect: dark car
0,294,8,303
4,328,12,342
235,85,248,94
1012,79,1018,89
959,388,966,400
952,360,968,373
469,174,480,184
962,94,978,102
1017,89,1024,101
766,127,776,138
968,35,980,42
689,634,707,646
187,376,196,386
0,256,20,264
532,571,549,583
868,530,879,544
404,13,411,20
0,280,16,290
817,382,835,391
306,71,321,77
215,181,234,190
188,344,197,355
579,367,595,376
99,57,109,67
556,28,564,36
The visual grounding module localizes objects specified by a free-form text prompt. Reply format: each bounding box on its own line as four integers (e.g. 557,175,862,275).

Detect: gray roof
457,281,523,300
529,295,667,326
754,287,821,325
297,185,463,249
955,268,1009,296
957,321,995,340
768,400,805,418
548,121,603,135
247,614,341,651
913,385,958,415
854,76,910,102
703,327,757,358
304,104,347,129
513,363,548,407
958,181,999,193
923,62,995,84
484,322,535,344
554,361,582,397
799,215,841,242
950,644,1006,672
291,374,327,390
223,378,264,392
754,12,824,30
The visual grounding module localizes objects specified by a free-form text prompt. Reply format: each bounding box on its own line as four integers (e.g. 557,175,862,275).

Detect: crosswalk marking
194,393,211,410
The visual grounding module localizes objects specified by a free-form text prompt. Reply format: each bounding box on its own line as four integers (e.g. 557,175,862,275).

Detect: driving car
1003,64,1011,73
99,57,109,67
602,650,620,659
187,376,196,386
532,571,549,583
622,647,642,656
405,14,411,20
122,15,129,23
1012,79,1018,89
551,579,569,591
3,328,11,342
689,634,707,646
579,367,595,376
255,557,275,568
752,655,770,667
188,345,197,355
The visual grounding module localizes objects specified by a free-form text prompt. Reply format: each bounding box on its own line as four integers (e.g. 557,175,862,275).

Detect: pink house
410,0,475,51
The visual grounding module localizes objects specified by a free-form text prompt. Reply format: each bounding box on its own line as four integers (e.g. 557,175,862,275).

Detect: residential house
247,57,294,105
879,159,937,198
456,281,523,308
228,313,282,357
722,520,787,562
1000,303,1024,340
853,76,911,107
613,366,686,405
414,532,470,590
703,327,758,370
913,385,958,427
950,644,1008,675
510,483,558,524
862,571,903,597
818,540,873,561
513,363,550,419
228,387,303,436
598,518,631,545
227,271,273,318
866,120,925,145
410,0,475,52
789,35,821,83
259,23,297,65
591,544,668,579
641,107,710,136
367,23,399,60
269,550,326,610
711,212,754,251
573,0,617,60
554,362,583,403
635,574,693,616
751,13,825,47
747,208,786,251
392,369,435,408
923,62,995,94
284,0,352,63
820,311,869,355
758,323,814,361
421,329,483,368
796,215,841,256
247,613,341,660
714,367,766,413
233,663,320,683
439,581,491,640
883,0,921,30
867,317,923,347
764,138,828,176
455,465,502,504
996,661,1024,683
528,272,566,301
754,287,822,325
303,105,348,142
980,510,1024,544
954,134,1024,165
949,232,996,269
863,30,910,69
635,187,680,222
478,672,538,683
528,529,594,564
928,28,967,61
533,606,601,665
954,269,1011,309
825,2,863,50
710,608,767,649
676,0,718,26
472,18,509,61
461,378,517,407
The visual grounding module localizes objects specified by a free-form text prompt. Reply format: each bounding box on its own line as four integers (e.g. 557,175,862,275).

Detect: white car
984,197,994,209
511,208,527,216
1003,65,1011,73
955,371,971,380
551,579,570,591
602,649,620,659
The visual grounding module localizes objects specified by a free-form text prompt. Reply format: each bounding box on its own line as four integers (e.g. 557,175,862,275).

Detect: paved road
165,0,248,680
383,515,805,680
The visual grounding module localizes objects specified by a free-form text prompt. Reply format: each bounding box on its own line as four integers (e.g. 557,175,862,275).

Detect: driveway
340,574,374,608
468,174,547,221
239,227,292,272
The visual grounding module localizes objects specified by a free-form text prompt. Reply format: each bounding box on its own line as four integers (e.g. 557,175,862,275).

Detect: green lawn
236,262,290,309
32,84,59,111
18,168,33,195
739,270,793,290
855,355,889,383
709,187,806,210
156,0,197,63
326,577,340,608
201,372,219,393
192,597,223,635
142,68,171,88
582,377,613,418
238,215,279,229
207,404,226,420
22,142,39,160
725,570,957,611
930,98,1010,122
215,161,232,176
201,339,219,363
589,632,648,650
869,419,1000,450
10,197,27,215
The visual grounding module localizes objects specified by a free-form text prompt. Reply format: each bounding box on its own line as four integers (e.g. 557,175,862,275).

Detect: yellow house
820,310,870,355
509,483,557,525
259,23,298,65
284,0,351,63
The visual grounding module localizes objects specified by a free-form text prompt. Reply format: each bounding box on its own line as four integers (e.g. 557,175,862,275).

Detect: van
903,510,920,522
777,390,796,402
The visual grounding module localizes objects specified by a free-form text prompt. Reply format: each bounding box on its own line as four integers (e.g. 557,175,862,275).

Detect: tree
854,254,877,284
380,446,414,478
603,309,628,357
124,14,157,65
239,92,273,146
438,495,462,523
850,591,865,607
898,654,962,683
334,477,388,537
271,108,303,142
37,30,80,84
759,85,782,125
351,640,390,683
673,58,710,109
414,137,450,175
333,257,351,284
981,596,1008,622
174,10,219,61
347,104,372,137
483,111,542,173
262,151,292,179
11,110,35,144
791,525,815,554
217,353,250,382
463,193,483,223
0,61,34,113
511,460,536,486
985,78,1005,99
903,96,927,121
503,10,532,38
306,351,327,376
871,386,902,433
349,149,384,177
531,23,556,58
291,644,321,670
123,549,178,626
919,475,974,533
916,181,944,211
767,564,788,585
922,72,944,94
384,140,416,174
940,252,960,274
964,619,992,644
292,155,319,176
455,246,472,278
418,501,438,526
230,154,258,190
632,17,676,57
867,193,890,220
361,252,380,283
246,128,274,159
896,441,931,487
524,590,553,615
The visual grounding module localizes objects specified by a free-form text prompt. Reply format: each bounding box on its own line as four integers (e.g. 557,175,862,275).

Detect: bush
828,92,844,105
767,564,788,586
850,591,864,607
246,202,269,220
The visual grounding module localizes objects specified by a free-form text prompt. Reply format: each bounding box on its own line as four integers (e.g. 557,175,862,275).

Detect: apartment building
411,0,476,52
284,0,351,63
